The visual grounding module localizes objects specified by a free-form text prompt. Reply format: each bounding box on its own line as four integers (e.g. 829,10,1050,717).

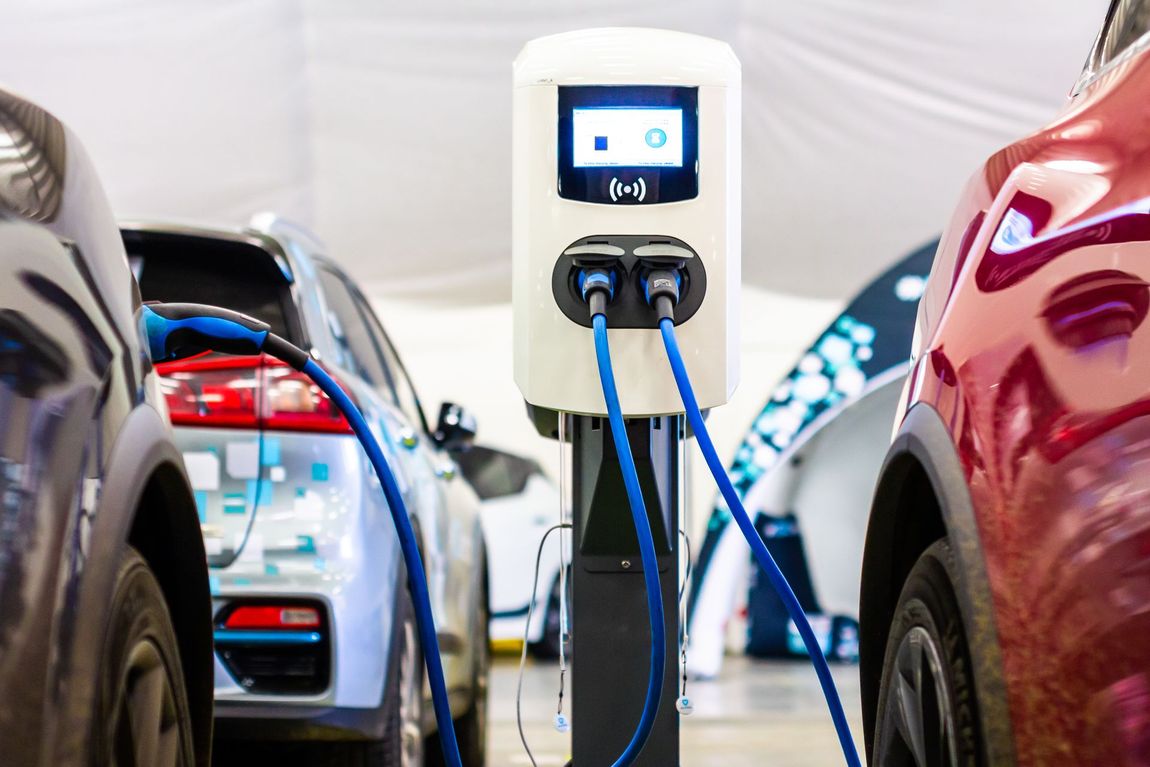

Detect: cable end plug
645,270,681,322
579,268,615,318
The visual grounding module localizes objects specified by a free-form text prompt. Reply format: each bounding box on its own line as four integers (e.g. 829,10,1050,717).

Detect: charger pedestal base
570,414,682,766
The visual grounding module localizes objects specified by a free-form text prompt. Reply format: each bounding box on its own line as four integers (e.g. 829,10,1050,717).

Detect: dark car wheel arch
67,405,214,767
860,403,1014,766
128,461,214,767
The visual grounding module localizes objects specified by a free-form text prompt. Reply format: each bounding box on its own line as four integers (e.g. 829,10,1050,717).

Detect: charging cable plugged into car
141,301,468,767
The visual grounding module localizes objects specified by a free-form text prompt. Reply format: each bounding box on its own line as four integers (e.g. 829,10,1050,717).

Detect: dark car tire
91,546,197,767
873,539,984,767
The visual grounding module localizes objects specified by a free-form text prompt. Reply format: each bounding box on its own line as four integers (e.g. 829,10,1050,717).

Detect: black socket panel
551,234,707,329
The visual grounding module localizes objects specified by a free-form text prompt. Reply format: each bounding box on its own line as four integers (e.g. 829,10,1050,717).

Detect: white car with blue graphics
125,216,489,766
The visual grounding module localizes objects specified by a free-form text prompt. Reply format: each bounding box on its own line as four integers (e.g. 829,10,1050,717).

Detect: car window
456,446,542,500
130,236,297,342
354,292,430,433
316,267,390,387
1100,0,1150,67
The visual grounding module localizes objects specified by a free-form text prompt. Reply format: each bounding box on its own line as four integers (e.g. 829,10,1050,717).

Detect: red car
861,3,1150,765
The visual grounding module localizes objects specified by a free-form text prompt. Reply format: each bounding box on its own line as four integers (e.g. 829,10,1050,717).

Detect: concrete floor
490,654,864,766
212,653,864,765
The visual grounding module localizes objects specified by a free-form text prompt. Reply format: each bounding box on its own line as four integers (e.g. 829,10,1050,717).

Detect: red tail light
156,354,353,434
262,362,354,434
224,604,322,629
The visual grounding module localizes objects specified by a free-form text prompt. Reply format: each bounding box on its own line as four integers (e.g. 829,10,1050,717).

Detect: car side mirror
433,402,477,452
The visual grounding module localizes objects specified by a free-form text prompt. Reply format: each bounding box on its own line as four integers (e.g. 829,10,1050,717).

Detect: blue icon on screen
594,135,608,151
645,128,667,148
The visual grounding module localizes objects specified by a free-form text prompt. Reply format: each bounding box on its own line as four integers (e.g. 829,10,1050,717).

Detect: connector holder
552,235,706,330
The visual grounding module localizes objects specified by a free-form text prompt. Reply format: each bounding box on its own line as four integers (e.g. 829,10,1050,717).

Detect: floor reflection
489,653,864,767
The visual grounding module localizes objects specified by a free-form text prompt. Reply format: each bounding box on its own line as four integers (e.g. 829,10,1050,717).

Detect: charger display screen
558,85,698,205
572,108,684,168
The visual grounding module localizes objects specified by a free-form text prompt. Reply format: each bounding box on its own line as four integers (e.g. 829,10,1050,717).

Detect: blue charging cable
144,289,859,767
657,315,861,767
304,359,463,764
591,312,667,767
141,303,464,767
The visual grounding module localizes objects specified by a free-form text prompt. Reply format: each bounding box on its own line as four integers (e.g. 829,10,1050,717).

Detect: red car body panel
902,45,1150,765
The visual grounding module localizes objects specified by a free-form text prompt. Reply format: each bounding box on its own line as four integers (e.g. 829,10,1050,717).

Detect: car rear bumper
212,699,393,742
212,565,402,715
173,426,404,714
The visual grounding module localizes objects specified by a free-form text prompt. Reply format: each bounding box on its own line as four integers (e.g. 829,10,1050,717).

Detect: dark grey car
0,89,213,766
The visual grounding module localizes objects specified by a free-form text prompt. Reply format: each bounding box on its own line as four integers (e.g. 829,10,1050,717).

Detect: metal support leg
570,414,681,766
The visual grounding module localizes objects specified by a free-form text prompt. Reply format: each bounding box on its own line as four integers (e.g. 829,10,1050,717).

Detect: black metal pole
570,413,681,766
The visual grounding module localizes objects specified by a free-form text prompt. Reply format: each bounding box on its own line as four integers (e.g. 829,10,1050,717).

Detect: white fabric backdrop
0,2,1113,610
0,0,1107,303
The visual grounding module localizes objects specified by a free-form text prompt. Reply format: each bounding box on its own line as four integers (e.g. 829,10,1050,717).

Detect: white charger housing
512,28,741,417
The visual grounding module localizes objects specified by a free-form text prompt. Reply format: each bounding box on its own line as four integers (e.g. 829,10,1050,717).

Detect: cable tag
676,696,694,716
554,713,571,733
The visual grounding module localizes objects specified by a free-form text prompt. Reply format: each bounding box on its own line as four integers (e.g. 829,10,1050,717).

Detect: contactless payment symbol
645,128,667,148
609,176,647,202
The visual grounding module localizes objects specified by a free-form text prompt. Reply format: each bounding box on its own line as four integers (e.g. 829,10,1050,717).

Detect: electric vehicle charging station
512,28,741,418
512,28,741,766
133,28,855,767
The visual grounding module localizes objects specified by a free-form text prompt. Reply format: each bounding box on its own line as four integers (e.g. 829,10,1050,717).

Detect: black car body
0,88,212,766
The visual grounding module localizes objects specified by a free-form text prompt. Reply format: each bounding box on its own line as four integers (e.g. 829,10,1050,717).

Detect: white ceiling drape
0,0,1107,302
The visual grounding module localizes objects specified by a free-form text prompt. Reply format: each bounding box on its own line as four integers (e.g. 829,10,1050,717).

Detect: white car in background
457,446,567,657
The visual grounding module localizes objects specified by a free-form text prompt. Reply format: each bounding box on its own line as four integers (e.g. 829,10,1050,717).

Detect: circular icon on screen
645,128,667,148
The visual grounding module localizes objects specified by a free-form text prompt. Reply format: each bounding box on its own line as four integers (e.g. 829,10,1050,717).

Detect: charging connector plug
635,247,691,323
644,269,682,322
579,268,616,317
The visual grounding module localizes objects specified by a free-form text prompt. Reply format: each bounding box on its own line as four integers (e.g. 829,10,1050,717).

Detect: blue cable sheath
658,318,862,767
591,313,666,767
303,359,463,767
